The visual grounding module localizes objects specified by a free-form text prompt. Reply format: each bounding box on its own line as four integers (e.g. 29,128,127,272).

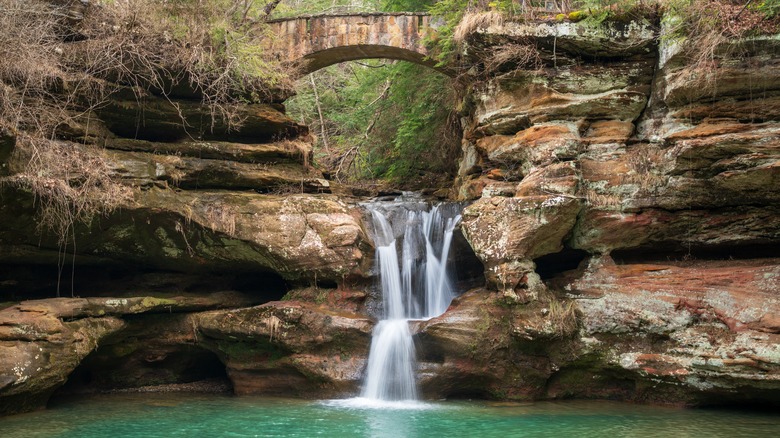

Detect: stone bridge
264,13,448,76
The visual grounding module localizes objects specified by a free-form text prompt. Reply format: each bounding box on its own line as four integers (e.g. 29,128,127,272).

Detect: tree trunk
262,0,283,19
310,74,330,154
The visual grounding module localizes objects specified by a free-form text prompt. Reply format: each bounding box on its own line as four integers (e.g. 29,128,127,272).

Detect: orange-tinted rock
582,120,634,144
665,121,761,141
565,257,780,403
516,162,579,197
476,124,580,170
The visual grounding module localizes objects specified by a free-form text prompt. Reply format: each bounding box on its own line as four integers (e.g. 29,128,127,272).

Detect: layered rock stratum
1,11,778,415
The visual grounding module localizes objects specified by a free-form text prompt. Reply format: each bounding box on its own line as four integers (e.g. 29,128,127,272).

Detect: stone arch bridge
263,13,448,76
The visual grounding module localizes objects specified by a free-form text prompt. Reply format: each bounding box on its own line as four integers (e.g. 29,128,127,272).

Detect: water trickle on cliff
360,196,461,402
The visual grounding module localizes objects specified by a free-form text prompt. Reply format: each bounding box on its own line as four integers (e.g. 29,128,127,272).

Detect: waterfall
360,199,461,402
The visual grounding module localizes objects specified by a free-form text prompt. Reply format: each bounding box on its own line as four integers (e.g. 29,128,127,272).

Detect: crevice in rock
52,336,231,398
611,242,780,264
534,247,589,281
451,228,486,290
0,262,289,303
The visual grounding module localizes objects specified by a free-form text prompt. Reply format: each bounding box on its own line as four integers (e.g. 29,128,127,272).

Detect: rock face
0,291,375,414
0,55,368,291
0,294,255,415
561,257,780,404
194,300,372,397
413,257,780,405
0,4,373,414
447,19,780,406
1,11,779,415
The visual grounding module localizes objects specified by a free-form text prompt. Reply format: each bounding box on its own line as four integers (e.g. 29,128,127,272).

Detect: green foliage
151,0,292,94
425,1,515,64
381,0,437,11
287,61,457,183
573,0,655,26
425,1,559,64
567,10,588,21
271,0,381,18
427,0,471,64
755,0,780,17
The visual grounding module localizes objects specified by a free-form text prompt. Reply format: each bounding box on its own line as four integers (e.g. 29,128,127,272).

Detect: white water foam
355,199,461,404
321,397,439,411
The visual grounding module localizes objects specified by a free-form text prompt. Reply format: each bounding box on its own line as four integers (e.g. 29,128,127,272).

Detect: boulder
414,288,579,400
462,195,581,301
193,300,373,397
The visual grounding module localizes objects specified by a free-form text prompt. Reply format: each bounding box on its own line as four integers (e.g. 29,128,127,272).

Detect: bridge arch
264,13,451,76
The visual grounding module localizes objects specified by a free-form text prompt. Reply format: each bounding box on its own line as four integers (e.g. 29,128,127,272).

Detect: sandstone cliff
1,6,779,415
442,18,780,405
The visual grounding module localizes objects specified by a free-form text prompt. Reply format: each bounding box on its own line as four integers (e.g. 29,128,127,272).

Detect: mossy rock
568,11,587,22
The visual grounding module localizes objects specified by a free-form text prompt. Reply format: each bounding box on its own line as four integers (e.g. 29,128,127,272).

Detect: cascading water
360,198,462,402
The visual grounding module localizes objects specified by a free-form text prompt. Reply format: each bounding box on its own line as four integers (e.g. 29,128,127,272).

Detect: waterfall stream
360,199,461,402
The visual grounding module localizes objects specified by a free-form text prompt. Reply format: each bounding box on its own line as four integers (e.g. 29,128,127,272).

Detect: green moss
568,11,587,22
139,297,178,309
0,302,19,311
107,342,139,358
314,290,328,305
216,339,286,363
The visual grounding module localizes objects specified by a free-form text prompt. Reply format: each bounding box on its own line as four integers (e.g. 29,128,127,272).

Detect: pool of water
1,394,778,438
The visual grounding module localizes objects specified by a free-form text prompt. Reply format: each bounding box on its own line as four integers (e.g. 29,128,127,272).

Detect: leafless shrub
4,134,132,242
483,42,542,74
548,298,579,338
268,181,305,195
72,0,296,131
454,10,504,43
0,0,293,245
